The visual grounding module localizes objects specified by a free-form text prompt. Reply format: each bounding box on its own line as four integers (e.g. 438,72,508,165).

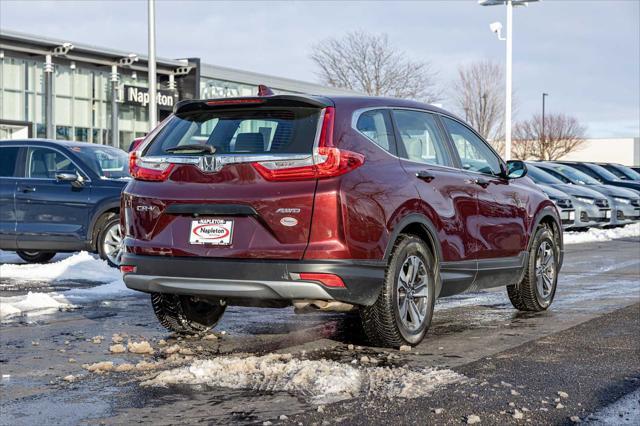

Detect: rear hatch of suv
122,95,362,260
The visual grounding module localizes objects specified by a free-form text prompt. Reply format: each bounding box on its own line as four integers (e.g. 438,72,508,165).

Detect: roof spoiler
174,85,333,115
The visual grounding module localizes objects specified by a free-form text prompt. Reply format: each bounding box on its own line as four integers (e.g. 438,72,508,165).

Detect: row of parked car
525,161,640,230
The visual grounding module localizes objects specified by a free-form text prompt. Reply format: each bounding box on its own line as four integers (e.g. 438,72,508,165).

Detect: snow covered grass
0,251,132,319
564,223,639,245
142,353,465,403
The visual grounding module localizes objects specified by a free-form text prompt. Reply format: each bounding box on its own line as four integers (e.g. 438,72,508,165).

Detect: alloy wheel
102,222,123,266
397,255,430,331
535,241,556,298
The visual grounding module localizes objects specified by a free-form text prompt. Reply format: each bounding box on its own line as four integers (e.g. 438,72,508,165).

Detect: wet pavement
0,236,638,425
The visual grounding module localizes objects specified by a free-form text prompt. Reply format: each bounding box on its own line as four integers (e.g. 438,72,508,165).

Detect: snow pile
0,252,132,319
564,223,639,245
142,353,464,403
0,251,121,282
0,292,72,318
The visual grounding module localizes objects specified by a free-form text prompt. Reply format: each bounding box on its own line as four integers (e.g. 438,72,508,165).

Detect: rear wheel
151,293,227,334
507,225,559,311
360,235,436,348
15,251,56,264
96,215,123,268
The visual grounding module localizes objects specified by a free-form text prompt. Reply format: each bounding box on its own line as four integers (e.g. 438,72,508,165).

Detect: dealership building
0,30,354,150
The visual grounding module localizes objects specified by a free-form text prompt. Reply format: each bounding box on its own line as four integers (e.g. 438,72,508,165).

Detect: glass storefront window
74,69,92,98
2,58,25,90
75,127,89,142
56,126,71,140
200,77,256,99
74,98,91,127
1,91,24,121
119,131,133,150
54,97,72,126
55,65,72,97
92,128,102,144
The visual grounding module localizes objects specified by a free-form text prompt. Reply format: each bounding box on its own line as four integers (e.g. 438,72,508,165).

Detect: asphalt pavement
0,236,638,425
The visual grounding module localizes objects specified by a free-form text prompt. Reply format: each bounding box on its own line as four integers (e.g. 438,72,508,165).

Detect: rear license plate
189,219,233,245
562,211,575,221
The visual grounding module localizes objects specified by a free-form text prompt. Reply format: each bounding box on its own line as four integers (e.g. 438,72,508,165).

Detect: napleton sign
123,85,175,109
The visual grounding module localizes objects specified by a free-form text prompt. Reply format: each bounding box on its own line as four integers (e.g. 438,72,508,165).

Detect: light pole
148,0,158,129
479,0,539,160
541,92,548,145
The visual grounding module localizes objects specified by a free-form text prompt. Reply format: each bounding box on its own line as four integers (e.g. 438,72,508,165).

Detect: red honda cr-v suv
120,91,563,347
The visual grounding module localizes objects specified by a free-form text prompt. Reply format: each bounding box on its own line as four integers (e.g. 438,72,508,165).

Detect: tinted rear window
145,107,321,156
72,146,130,179
0,147,19,177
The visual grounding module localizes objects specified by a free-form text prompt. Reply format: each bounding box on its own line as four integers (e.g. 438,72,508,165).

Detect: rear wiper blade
165,144,215,154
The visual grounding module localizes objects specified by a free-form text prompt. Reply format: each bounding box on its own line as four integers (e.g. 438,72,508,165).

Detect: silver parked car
536,162,640,227
525,163,612,228
535,183,576,230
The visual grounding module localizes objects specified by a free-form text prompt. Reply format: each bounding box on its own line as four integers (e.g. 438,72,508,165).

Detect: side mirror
506,160,528,179
56,172,85,188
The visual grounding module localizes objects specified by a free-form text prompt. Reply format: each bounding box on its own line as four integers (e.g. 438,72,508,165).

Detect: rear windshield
72,145,130,179
144,107,322,156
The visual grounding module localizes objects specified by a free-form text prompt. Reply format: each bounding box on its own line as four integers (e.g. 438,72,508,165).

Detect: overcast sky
1,0,638,138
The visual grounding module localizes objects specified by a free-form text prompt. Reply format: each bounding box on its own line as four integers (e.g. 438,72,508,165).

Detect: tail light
298,272,345,288
129,151,175,181
252,107,365,181
120,265,136,274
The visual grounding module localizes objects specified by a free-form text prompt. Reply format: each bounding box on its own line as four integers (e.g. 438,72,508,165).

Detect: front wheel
507,225,559,311
15,251,56,264
360,235,436,348
151,293,227,335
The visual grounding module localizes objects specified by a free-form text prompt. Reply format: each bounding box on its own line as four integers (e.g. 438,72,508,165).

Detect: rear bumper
121,254,385,306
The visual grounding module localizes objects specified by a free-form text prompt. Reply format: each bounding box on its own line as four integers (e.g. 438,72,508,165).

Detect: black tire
96,214,122,268
151,293,226,334
360,234,436,348
507,225,559,311
15,251,56,263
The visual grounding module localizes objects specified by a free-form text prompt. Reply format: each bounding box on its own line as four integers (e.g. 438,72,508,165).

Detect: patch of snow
0,252,134,319
0,292,73,318
586,388,640,425
564,223,639,245
142,353,464,404
0,250,76,265
0,251,120,282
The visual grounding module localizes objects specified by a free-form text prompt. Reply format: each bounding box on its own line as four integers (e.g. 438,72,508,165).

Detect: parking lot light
479,0,540,160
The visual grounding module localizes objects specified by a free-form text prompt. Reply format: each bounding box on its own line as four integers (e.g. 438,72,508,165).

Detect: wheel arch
384,213,443,297
529,205,564,269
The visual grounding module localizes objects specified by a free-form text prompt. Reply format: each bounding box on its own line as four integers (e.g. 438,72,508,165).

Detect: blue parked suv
0,139,129,266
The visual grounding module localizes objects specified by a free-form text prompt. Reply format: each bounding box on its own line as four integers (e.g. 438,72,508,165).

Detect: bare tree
311,31,441,103
512,113,587,160
452,60,505,151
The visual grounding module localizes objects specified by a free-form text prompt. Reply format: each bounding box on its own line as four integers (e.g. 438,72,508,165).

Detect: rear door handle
18,186,36,193
474,178,490,188
416,170,435,182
